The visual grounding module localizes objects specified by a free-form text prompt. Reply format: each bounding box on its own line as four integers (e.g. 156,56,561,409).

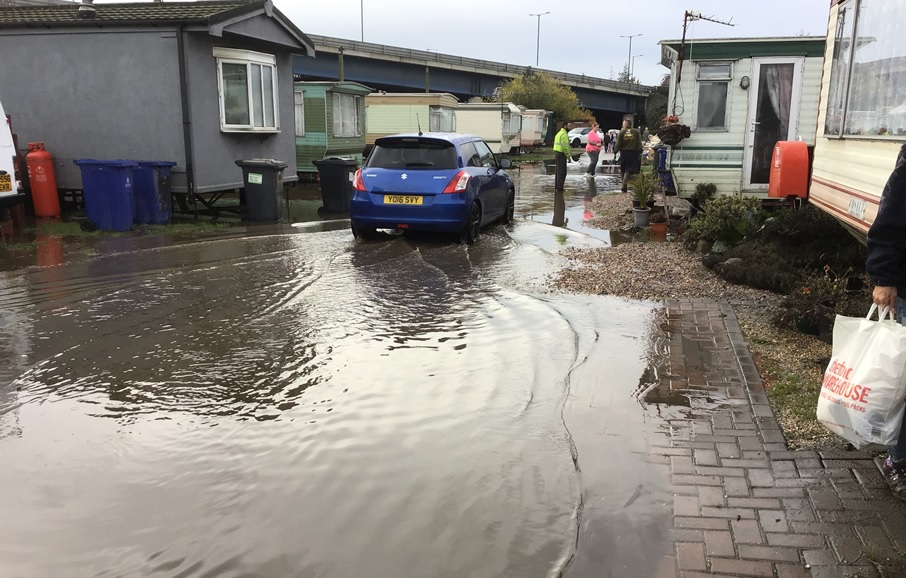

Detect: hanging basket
656,123,691,147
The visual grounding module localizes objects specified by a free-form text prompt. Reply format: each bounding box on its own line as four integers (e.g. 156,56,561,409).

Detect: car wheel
572,138,581,148
351,222,375,241
502,190,515,224
460,201,481,245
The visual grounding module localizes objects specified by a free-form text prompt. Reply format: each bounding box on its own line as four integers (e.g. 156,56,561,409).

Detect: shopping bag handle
866,303,895,321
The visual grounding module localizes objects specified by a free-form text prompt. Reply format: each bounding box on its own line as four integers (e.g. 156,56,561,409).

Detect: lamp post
528,11,550,67
631,53,644,79
619,33,642,81
360,0,364,41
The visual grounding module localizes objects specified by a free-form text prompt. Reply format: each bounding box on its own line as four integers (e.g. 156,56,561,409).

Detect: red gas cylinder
768,141,809,199
26,142,61,218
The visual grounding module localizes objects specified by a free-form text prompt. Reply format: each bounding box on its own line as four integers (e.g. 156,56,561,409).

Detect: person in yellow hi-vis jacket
553,122,572,193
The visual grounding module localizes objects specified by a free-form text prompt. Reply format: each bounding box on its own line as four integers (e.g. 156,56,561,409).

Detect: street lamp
631,54,645,79
619,33,642,81
360,0,364,41
529,11,550,67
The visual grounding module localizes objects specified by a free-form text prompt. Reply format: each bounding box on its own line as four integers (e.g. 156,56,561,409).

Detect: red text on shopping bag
821,359,871,411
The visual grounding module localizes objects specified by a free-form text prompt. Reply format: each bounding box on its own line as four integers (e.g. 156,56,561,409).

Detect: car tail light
353,169,366,191
442,171,470,194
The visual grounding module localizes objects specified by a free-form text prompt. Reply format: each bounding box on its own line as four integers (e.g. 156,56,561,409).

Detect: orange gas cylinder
768,141,809,199
26,142,61,218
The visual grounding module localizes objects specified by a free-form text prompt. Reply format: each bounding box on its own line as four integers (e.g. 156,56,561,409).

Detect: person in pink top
585,123,603,176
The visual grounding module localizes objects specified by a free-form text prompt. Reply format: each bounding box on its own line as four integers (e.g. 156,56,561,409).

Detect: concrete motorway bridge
293,34,654,128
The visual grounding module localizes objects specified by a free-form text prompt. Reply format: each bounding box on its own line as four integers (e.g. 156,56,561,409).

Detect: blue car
350,133,515,244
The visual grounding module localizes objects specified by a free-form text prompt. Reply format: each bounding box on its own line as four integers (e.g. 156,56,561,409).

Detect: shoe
882,457,906,500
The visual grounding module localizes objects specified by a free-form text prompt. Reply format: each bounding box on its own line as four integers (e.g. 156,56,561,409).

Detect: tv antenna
672,10,734,114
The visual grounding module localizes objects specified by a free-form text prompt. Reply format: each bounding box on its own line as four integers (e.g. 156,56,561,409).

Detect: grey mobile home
0,0,314,210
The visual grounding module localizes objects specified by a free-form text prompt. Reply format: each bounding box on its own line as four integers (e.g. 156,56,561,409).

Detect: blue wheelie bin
73,159,139,231
133,161,177,224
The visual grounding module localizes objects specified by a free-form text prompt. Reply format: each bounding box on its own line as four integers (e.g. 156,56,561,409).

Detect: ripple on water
0,227,670,577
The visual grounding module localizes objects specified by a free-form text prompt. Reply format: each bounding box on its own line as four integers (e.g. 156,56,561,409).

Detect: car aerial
568,126,592,148
349,133,515,244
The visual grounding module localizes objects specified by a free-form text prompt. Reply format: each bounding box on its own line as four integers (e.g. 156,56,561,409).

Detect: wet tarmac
0,160,676,577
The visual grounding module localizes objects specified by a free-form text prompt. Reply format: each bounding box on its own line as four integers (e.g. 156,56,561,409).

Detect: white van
0,99,23,204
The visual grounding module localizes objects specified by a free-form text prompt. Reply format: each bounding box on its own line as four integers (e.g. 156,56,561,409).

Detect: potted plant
629,171,658,228
649,209,668,236
656,114,691,147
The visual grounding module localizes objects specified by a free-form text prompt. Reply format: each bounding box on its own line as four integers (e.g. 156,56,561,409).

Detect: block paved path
654,299,906,578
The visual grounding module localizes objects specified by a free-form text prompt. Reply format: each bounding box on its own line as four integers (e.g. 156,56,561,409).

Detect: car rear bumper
350,191,469,232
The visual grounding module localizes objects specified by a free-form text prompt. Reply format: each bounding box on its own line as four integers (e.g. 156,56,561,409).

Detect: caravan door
742,57,804,191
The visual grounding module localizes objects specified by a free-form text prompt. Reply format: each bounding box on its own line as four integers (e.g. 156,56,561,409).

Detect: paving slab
655,299,906,577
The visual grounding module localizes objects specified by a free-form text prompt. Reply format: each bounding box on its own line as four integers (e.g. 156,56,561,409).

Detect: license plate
0,174,11,192
384,195,423,205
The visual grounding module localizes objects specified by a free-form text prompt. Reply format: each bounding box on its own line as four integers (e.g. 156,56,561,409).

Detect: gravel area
549,195,842,450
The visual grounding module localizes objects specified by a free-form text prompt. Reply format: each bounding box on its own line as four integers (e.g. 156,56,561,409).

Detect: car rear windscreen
367,139,458,170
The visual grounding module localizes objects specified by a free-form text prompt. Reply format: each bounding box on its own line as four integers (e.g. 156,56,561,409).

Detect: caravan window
429,106,456,132
824,0,906,138
294,91,305,137
214,48,279,132
332,93,361,137
694,63,731,130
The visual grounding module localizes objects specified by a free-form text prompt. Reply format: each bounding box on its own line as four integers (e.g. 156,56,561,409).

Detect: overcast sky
274,0,829,86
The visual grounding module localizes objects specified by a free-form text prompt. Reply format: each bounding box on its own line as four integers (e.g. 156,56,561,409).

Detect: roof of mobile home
659,36,826,66
365,93,459,106
0,0,314,54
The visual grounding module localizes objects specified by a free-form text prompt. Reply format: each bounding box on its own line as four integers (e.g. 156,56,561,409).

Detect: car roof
375,132,481,146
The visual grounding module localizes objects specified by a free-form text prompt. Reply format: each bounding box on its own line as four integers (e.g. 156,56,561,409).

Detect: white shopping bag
816,305,907,450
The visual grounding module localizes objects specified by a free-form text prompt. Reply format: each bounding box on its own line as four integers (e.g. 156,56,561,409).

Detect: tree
498,70,593,123
645,73,671,130
616,64,640,85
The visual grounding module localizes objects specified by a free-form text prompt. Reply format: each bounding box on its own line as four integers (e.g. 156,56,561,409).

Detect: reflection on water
0,184,675,577
510,160,618,245
553,191,566,227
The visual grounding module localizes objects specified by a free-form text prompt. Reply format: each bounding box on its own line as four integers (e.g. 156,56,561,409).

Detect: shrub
692,182,716,206
775,266,871,334
683,196,764,246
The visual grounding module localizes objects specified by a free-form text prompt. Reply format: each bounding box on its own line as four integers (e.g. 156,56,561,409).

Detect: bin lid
137,160,177,167
312,158,357,167
73,159,139,167
235,158,287,169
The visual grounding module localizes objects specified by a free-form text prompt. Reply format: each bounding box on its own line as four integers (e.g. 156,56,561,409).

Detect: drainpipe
338,47,344,81
176,25,198,218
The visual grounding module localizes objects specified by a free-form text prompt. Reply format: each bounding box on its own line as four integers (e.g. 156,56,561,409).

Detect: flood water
0,160,678,578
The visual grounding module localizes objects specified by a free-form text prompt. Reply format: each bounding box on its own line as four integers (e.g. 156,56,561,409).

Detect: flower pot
649,221,668,236
632,207,651,227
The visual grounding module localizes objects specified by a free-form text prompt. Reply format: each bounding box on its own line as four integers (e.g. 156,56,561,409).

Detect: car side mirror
499,157,513,169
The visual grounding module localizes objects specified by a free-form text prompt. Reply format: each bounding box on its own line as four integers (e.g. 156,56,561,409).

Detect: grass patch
138,221,234,235
24,220,235,238
760,358,820,424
